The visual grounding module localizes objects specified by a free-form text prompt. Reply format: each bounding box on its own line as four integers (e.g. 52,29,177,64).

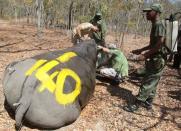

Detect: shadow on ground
168,89,181,101
96,75,135,104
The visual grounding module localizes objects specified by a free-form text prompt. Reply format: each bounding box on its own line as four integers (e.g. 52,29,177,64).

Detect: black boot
144,98,153,110
110,73,122,85
123,100,140,112
173,54,180,69
136,98,153,110
110,79,120,85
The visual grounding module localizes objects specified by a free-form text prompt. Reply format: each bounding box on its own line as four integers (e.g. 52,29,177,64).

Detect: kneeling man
97,44,129,84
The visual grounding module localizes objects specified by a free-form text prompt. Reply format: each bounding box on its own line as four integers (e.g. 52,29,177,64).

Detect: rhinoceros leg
15,75,37,130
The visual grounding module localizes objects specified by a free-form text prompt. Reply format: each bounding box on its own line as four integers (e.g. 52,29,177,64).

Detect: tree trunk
14,7,18,23
134,3,141,38
0,8,3,17
36,0,44,37
68,1,74,30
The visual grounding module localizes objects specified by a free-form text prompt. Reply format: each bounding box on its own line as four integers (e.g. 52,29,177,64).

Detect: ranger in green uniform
90,11,107,46
90,11,107,67
97,44,129,84
124,3,166,112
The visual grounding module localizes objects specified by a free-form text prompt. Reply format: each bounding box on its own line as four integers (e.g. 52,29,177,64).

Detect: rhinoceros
3,40,97,130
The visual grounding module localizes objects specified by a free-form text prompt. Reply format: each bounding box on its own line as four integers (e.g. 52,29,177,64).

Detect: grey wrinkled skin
3,40,97,130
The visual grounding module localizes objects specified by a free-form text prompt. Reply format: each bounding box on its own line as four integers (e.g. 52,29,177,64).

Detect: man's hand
137,54,145,61
132,49,142,55
97,45,103,49
97,45,103,51
97,45,110,53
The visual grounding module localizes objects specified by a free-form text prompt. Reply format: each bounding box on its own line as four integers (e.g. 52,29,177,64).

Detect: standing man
90,11,107,67
124,3,167,112
90,11,107,46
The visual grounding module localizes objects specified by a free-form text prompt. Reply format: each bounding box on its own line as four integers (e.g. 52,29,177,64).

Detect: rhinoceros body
3,40,97,129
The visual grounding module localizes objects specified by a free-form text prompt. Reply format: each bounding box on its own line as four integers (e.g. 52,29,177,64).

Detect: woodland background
0,0,181,46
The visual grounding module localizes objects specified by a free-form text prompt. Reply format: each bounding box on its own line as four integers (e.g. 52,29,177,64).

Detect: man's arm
97,46,114,68
136,36,164,60
139,45,152,52
101,22,107,45
132,44,151,55
98,45,110,53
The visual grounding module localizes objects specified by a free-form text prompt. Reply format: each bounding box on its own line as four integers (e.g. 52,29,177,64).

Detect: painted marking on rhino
55,68,81,105
26,60,47,76
56,52,77,62
25,52,82,105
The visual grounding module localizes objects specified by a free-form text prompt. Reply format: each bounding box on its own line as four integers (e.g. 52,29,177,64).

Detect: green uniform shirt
150,20,165,48
90,19,107,45
109,49,128,77
146,20,166,73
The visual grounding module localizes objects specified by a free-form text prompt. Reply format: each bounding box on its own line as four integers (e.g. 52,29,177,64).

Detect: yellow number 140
25,52,81,105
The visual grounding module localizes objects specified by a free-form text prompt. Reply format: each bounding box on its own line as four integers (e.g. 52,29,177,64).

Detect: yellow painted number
26,52,82,105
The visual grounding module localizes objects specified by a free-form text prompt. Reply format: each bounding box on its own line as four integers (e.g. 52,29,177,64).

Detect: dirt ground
0,20,180,131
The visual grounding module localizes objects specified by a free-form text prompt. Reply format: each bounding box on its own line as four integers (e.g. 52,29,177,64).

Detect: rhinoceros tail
15,102,29,130
14,76,37,130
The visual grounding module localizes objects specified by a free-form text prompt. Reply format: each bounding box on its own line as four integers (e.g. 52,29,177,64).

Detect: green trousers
136,55,165,102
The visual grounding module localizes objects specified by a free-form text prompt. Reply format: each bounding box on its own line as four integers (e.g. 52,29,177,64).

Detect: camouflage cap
143,3,163,13
95,11,102,16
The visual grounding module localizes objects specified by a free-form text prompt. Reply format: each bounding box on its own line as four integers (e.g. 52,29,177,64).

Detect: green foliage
24,0,33,6
99,3,109,17
0,0,9,7
127,21,136,28
77,15,91,23
0,0,179,35
174,1,181,9
44,0,53,11
122,1,134,11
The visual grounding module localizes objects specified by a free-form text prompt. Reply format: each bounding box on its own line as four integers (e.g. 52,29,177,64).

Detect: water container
165,20,178,52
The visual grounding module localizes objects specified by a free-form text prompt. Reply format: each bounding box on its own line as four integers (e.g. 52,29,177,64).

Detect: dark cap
95,11,102,16
143,3,163,13
94,11,102,21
